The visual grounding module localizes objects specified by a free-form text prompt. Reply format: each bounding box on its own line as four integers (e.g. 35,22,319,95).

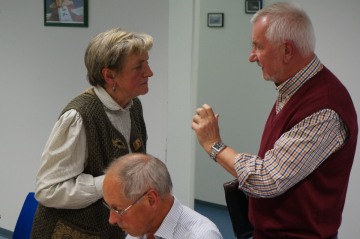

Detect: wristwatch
209,142,227,162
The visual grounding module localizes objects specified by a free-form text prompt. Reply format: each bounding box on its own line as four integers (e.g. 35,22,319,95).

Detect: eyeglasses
103,190,149,217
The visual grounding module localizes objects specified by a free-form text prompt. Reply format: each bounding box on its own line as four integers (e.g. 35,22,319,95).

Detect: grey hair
105,153,173,202
251,2,315,57
84,28,153,87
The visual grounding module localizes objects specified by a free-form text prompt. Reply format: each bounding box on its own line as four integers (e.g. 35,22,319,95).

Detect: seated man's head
103,153,173,237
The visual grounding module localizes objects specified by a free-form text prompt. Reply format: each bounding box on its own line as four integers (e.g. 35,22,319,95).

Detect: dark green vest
31,88,147,238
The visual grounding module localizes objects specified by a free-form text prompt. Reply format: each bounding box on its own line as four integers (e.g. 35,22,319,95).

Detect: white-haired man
103,153,223,239
192,2,357,239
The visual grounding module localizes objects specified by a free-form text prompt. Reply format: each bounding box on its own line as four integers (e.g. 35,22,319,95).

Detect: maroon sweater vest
250,67,358,239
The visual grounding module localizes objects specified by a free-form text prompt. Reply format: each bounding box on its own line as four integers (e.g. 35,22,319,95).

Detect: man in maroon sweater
192,2,357,239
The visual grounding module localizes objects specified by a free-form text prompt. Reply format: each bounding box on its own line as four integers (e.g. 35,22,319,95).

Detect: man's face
103,171,153,237
249,17,285,84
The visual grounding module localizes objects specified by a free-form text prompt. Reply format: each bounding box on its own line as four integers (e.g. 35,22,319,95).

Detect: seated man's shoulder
176,205,223,239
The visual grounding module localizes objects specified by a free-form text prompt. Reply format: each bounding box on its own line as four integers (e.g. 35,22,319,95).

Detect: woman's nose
144,64,153,78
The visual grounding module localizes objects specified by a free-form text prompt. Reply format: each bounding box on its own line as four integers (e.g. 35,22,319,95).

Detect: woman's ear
102,68,116,86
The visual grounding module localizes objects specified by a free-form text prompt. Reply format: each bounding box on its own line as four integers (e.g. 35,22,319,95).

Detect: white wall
167,0,196,208
194,0,360,237
0,0,169,231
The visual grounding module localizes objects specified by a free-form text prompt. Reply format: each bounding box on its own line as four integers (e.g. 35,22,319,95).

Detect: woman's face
114,52,153,103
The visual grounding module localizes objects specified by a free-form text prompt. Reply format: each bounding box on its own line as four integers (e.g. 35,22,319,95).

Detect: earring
112,86,116,91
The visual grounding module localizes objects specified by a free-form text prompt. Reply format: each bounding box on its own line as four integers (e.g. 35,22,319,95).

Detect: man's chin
117,226,129,234
123,229,142,237
263,75,272,82
263,74,279,84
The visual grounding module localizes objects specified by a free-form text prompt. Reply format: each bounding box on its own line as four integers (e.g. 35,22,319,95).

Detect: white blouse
35,85,133,209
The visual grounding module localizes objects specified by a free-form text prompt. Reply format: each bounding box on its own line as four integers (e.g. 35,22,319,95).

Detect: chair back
12,192,38,239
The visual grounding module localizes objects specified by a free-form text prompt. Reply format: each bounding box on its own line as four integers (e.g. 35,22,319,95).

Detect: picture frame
44,0,88,27
245,0,262,14
208,13,224,27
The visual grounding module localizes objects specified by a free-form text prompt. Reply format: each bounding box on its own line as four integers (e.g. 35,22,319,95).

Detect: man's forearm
213,147,239,178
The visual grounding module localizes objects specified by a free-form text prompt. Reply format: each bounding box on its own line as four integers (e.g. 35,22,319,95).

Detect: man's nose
249,52,257,62
108,210,122,225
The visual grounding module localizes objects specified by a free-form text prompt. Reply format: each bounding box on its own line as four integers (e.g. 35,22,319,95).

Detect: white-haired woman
31,28,153,239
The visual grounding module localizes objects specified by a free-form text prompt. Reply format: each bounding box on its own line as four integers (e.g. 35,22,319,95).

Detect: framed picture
44,0,88,27
245,0,262,14
208,13,224,27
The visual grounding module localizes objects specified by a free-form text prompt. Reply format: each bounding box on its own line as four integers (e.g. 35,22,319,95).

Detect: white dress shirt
126,197,223,239
35,86,133,209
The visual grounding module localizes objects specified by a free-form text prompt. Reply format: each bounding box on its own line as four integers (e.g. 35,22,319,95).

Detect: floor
0,229,11,239
194,200,236,239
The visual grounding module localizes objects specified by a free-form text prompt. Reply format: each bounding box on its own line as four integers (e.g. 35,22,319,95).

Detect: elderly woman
30,28,153,239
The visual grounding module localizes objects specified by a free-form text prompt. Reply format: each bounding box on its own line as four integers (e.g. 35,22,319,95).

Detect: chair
12,192,38,239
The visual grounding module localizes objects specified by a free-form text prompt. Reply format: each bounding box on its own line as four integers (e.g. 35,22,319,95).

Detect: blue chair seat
13,192,38,239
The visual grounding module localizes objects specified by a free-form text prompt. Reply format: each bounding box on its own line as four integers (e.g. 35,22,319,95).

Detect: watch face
213,142,223,150
210,142,225,162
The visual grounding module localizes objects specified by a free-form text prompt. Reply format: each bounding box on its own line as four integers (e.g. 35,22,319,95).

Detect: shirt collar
277,55,323,97
275,55,323,113
152,196,182,239
94,85,133,111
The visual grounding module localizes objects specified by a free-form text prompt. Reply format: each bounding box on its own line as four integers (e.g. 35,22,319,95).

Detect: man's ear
102,68,116,86
146,190,160,209
283,40,295,63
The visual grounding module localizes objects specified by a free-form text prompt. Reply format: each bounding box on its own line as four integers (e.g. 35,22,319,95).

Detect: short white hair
251,2,315,57
105,153,173,201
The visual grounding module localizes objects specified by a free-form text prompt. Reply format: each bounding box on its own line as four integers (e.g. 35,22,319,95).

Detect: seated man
103,153,223,239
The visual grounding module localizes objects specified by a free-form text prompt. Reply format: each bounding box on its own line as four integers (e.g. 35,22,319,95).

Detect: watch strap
209,142,226,162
